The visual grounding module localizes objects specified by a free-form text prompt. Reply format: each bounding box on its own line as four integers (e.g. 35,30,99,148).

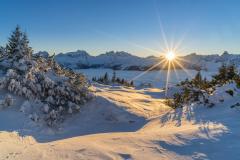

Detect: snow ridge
49,50,240,71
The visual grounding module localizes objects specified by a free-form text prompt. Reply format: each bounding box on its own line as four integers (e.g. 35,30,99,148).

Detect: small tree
130,81,134,86
112,71,116,83
21,32,33,59
6,25,22,58
192,71,202,88
227,64,237,80
92,77,96,81
116,77,121,83
6,26,32,60
103,72,109,82
0,46,5,57
212,64,228,85
121,78,125,84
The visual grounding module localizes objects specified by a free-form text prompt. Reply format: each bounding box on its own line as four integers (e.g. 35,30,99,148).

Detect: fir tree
0,46,5,57
92,77,96,81
130,81,134,86
112,71,116,83
6,26,32,60
212,64,228,84
116,77,121,83
103,72,109,82
6,25,22,58
121,78,125,84
21,32,33,59
192,71,203,88
227,64,237,80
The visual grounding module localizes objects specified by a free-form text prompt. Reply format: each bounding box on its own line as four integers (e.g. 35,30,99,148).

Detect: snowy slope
0,83,240,159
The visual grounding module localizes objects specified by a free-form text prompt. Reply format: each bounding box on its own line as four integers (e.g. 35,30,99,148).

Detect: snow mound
0,84,239,159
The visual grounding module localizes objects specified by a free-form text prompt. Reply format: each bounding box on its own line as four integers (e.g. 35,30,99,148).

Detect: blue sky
0,0,240,57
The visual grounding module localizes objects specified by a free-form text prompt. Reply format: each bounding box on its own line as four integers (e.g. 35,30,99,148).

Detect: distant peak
34,51,49,58
104,51,133,57
222,51,230,56
63,50,90,57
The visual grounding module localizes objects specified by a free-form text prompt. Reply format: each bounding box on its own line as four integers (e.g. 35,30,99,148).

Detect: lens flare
165,51,175,61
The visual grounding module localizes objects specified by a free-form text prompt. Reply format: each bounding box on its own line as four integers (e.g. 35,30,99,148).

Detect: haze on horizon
0,0,240,57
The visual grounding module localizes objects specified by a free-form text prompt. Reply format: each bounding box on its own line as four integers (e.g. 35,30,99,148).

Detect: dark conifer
112,71,116,82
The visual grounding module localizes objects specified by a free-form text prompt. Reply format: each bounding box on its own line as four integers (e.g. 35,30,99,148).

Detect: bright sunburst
165,51,175,61
129,14,193,97
131,48,192,97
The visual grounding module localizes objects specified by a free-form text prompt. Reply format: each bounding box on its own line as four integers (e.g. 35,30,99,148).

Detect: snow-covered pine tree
0,26,92,126
0,46,5,57
21,32,33,59
6,26,22,59
6,26,32,60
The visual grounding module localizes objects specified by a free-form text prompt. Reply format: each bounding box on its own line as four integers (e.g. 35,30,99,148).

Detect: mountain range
35,50,240,71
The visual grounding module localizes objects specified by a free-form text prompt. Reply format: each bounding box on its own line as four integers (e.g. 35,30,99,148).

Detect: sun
165,51,175,61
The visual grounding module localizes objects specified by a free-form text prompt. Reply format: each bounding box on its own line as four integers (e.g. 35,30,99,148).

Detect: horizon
51,49,233,58
1,0,240,57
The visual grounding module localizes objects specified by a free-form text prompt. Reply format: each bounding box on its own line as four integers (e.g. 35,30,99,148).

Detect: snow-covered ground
77,69,216,88
0,82,240,159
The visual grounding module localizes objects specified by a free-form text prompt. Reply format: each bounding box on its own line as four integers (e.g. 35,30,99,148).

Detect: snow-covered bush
3,94,14,107
168,68,240,109
0,26,93,126
20,100,31,113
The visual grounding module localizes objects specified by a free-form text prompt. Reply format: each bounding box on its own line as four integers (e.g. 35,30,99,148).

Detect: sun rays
165,51,175,61
96,8,191,97
130,48,191,96
129,7,192,96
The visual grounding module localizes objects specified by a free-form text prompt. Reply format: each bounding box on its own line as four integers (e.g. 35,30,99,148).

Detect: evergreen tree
6,26,22,58
112,71,116,83
6,26,32,60
227,64,237,80
202,77,211,90
130,81,134,86
103,72,109,82
212,64,228,84
116,77,121,83
0,46,5,57
192,71,203,88
92,77,96,81
21,32,33,58
121,78,125,84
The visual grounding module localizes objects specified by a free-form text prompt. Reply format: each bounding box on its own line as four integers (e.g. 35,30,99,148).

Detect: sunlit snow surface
0,70,239,159
77,69,216,88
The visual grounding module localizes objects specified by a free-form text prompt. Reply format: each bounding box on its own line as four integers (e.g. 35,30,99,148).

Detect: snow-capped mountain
54,50,159,70
34,51,49,58
35,50,240,71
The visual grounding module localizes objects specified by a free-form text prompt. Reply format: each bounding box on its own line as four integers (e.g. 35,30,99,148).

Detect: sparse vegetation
226,89,234,96
168,64,240,109
92,71,134,87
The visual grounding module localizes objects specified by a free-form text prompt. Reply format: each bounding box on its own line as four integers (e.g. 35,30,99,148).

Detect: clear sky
0,0,240,57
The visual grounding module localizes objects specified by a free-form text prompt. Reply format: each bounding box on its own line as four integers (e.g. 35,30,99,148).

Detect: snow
0,82,239,159
54,50,158,70
77,68,215,88
2,27,240,159
54,50,240,71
